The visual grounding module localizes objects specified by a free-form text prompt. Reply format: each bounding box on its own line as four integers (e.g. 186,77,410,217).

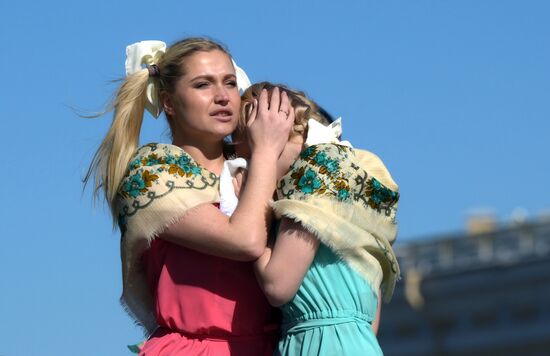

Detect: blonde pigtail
86,38,232,225
84,69,149,222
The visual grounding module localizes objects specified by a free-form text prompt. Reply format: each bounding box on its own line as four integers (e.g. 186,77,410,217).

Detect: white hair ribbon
231,59,252,93
125,40,167,118
305,117,353,148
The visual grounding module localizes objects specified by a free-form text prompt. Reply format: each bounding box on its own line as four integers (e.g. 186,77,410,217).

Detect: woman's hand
159,88,293,262
246,87,295,159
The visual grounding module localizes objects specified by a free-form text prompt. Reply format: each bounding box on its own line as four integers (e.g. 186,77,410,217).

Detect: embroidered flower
325,159,339,173
337,188,350,200
124,173,146,198
142,153,162,166
166,154,202,177
314,152,327,165
130,158,142,169
168,164,185,177
165,154,177,165
117,144,221,232
177,155,191,167
142,170,159,187
300,146,316,159
277,144,398,217
191,166,202,175
298,168,322,194
290,166,306,186
333,179,350,200
367,177,399,210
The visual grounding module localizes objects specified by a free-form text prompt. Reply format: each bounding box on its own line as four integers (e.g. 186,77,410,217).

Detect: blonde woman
85,39,293,355
235,82,400,356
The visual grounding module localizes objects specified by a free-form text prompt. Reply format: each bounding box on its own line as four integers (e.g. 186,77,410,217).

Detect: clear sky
1,1,549,354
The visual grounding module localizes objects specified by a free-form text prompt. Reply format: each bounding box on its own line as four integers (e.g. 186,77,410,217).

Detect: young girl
236,82,400,355
85,39,293,355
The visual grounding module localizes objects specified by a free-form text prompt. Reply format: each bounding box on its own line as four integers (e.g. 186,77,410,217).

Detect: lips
210,109,234,122
210,109,233,117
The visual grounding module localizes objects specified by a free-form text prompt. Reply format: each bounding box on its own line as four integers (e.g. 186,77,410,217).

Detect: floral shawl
272,143,400,302
116,143,220,335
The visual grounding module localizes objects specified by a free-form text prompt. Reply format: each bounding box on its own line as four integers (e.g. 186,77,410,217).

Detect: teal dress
276,244,383,356
272,143,400,356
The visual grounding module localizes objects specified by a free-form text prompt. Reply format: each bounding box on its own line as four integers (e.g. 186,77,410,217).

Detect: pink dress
138,237,279,355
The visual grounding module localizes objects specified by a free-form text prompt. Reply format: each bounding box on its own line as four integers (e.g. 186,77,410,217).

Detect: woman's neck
173,136,226,176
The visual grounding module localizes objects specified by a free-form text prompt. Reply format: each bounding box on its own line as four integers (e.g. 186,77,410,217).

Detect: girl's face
163,50,241,144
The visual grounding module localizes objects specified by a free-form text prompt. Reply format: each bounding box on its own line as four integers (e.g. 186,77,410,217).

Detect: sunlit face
163,50,241,145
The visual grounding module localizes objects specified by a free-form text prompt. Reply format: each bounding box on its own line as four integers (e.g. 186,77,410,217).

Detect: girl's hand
246,87,295,159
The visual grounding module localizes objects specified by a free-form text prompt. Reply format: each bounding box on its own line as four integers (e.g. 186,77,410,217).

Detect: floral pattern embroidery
277,143,400,276
367,177,399,210
119,144,205,200
278,143,399,217
117,143,219,234
296,168,323,194
123,173,146,198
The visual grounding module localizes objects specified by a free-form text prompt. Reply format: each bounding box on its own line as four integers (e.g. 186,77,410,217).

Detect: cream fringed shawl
116,143,220,335
272,143,400,302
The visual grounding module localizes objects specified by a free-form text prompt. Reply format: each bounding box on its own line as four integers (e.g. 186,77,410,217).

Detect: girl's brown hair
238,82,333,141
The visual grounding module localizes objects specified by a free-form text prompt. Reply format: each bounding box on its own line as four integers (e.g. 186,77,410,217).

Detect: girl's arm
254,218,320,306
160,88,295,262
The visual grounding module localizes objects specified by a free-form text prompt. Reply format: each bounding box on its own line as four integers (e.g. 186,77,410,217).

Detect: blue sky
1,1,549,354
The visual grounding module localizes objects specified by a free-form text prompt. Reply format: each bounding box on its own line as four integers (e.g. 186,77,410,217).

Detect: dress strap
281,310,372,335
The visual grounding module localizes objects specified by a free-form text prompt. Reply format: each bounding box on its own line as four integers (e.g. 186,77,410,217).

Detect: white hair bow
305,118,353,148
125,40,251,117
125,40,167,118
232,59,251,92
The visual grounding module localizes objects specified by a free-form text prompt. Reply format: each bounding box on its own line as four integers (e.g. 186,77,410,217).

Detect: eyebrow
189,73,236,82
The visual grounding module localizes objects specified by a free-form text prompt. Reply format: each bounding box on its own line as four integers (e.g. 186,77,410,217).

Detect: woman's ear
160,91,175,117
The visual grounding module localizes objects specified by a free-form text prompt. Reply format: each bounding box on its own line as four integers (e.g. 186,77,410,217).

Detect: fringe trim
271,197,400,302
120,189,219,336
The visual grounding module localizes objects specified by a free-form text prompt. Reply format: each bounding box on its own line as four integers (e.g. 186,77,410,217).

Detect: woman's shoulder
125,143,202,175
116,142,220,234
296,143,398,191
352,148,398,191
277,143,399,211
118,143,215,202
131,142,191,161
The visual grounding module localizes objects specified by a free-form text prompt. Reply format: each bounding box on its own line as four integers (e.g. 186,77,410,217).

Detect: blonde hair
84,38,230,219
238,82,332,140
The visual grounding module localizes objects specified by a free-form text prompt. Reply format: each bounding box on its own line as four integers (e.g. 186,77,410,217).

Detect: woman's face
163,50,241,144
